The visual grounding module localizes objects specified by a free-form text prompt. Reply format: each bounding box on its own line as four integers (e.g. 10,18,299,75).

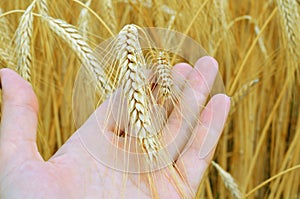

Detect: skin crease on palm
0,56,230,199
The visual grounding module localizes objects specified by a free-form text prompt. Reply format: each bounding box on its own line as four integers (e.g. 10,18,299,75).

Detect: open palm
0,56,230,199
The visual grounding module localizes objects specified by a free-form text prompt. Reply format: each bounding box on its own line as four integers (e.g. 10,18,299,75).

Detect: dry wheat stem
117,24,160,162
212,161,242,199
228,7,277,94
44,16,112,96
15,0,36,81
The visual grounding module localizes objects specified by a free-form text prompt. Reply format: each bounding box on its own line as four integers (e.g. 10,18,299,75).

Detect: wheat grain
44,16,112,96
212,161,242,199
15,1,36,81
117,24,160,161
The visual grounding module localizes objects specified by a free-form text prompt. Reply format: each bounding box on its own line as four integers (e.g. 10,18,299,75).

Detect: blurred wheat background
0,0,299,198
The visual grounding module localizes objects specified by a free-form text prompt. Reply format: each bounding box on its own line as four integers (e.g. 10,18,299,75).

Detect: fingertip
210,94,231,115
173,62,193,77
0,68,38,112
195,56,219,71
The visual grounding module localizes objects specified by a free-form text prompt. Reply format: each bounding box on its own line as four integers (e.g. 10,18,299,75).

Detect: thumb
0,68,40,160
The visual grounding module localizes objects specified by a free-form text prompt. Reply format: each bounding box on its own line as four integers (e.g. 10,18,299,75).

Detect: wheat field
0,0,299,198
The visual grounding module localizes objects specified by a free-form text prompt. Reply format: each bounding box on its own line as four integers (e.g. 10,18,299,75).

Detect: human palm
0,56,230,199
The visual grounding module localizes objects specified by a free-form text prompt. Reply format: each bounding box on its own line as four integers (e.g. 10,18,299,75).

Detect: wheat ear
78,0,91,40
103,0,117,33
44,16,112,96
277,0,300,59
15,1,36,81
0,8,11,44
38,0,48,16
153,50,173,103
117,24,160,162
212,161,242,199
230,78,259,114
0,8,13,67
0,48,14,68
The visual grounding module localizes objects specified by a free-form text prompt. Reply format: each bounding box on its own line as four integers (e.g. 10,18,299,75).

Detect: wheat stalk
43,16,112,96
212,161,242,199
14,0,36,81
117,24,160,162
152,0,164,27
78,0,91,40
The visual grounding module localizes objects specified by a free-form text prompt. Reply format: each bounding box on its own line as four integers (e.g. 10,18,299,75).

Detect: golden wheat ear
41,15,112,98
14,1,36,82
115,24,161,162
106,28,203,199
0,8,12,48
150,50,174,104
212,161,242,199
37,0,48,16
77,0,91,41
102,0,117,34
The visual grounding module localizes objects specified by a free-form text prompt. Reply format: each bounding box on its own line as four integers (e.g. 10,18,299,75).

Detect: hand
0,56,230,199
